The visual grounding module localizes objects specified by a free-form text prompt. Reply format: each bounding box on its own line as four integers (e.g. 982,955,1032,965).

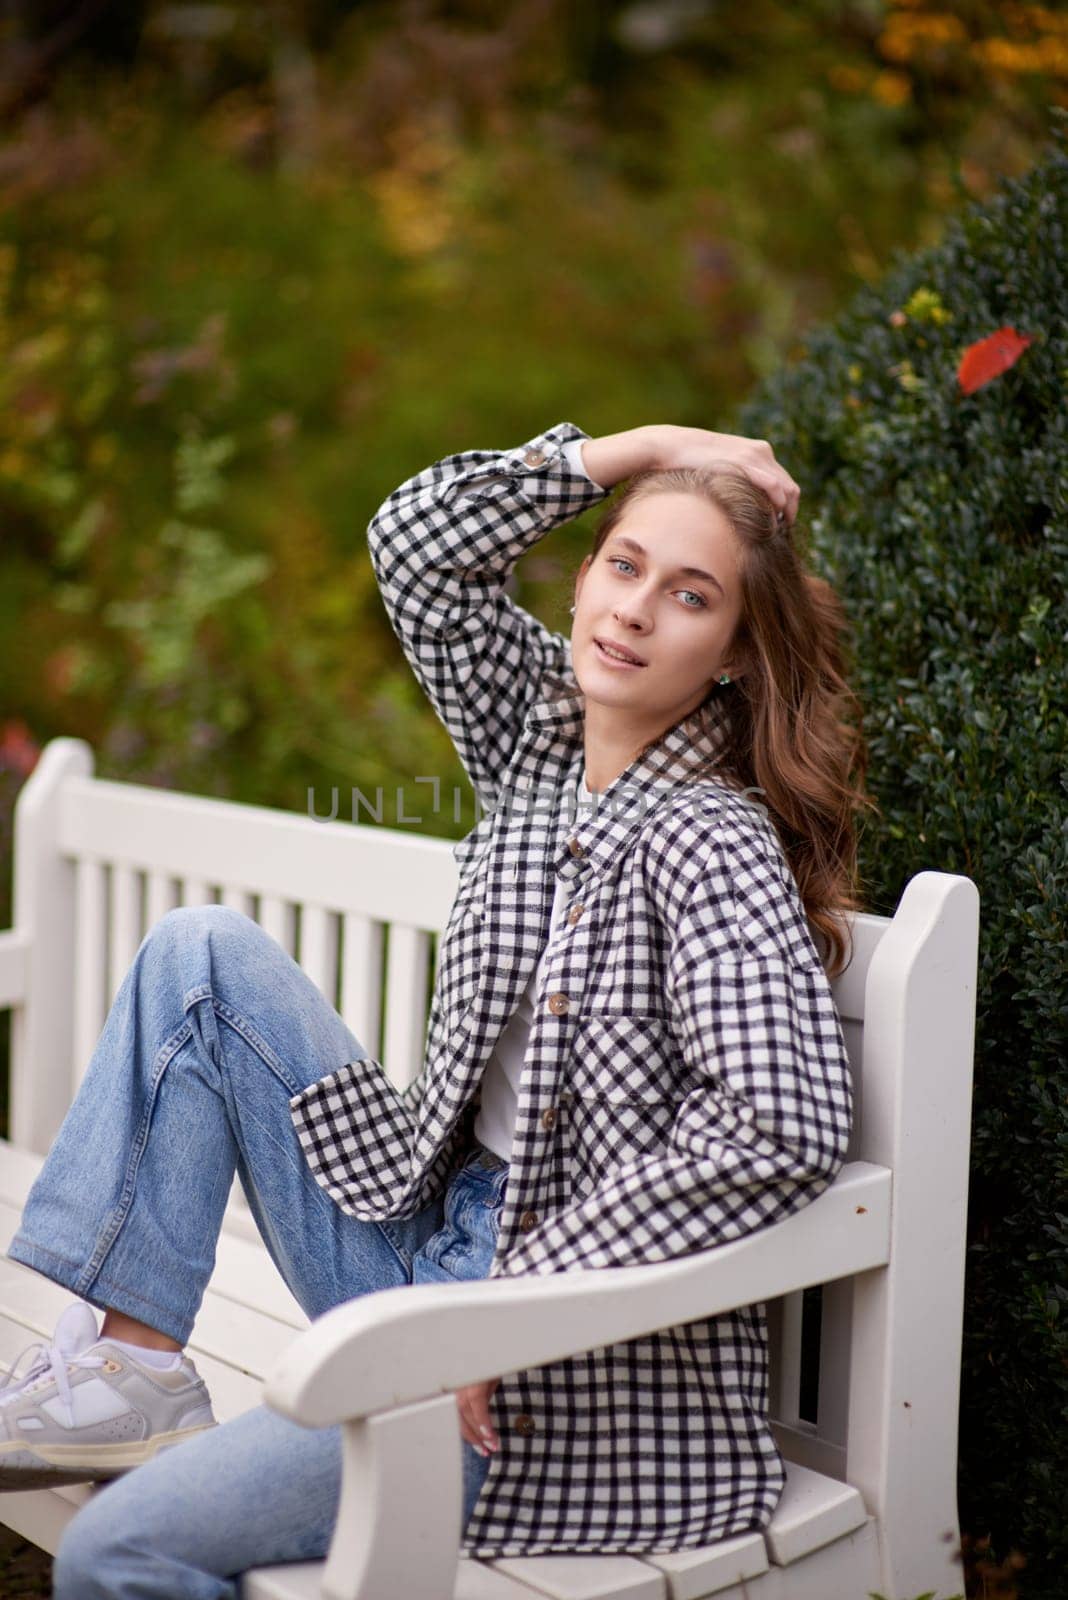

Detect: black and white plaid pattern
289,422,854,1557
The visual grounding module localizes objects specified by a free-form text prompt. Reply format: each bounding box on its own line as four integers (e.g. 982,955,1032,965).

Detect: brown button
520,1210,539,1232
513,1413,536,1437
522,447,546,467
547,992,570,1015
567,903,584,926
541,1107,557,1131
567,837,584,857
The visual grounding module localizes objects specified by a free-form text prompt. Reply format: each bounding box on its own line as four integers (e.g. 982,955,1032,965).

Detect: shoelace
0,1340,107,1427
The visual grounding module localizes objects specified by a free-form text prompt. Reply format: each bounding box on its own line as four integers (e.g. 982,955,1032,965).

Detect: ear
719,623,754,683
573,554,592,609
718,658,746,684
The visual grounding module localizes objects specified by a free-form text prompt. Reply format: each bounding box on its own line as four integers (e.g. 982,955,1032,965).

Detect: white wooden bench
0,736,979,1600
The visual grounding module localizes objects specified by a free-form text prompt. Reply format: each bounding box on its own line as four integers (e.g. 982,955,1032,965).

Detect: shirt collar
522,664,734,887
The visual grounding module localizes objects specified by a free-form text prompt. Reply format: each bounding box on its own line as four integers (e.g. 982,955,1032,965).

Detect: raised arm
366,421,611,811
366,420,802,813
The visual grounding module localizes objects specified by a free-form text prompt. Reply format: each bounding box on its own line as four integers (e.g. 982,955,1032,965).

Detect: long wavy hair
575,465,875,977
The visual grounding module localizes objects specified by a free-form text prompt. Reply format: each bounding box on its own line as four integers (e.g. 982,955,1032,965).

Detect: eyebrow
609,536,725,597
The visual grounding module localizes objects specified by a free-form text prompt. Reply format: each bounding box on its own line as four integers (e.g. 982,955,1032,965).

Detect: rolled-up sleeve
366,421,609,811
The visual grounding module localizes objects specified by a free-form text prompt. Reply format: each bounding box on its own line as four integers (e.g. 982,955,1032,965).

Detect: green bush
735,117,1068,1600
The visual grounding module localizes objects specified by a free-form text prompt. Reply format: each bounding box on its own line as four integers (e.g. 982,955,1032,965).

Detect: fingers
747,463,801,525
455,1379,501,1456
663,428,801,525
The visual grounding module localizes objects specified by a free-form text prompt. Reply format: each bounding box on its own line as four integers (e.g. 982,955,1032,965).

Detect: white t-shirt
473,765,595,1162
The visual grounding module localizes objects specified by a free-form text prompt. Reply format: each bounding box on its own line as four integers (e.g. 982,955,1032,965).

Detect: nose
613,590,653,631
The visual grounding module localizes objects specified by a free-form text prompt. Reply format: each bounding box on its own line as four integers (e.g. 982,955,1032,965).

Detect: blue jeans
7,904,504,1598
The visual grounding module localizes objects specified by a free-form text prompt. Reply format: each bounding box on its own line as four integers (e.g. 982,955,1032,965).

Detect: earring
569,605,576,615
718,673,731,685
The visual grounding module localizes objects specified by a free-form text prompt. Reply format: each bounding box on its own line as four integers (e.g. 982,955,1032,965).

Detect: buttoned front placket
484,738,587,1264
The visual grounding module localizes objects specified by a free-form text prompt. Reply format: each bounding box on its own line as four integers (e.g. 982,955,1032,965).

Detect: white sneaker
0,1302,217,1488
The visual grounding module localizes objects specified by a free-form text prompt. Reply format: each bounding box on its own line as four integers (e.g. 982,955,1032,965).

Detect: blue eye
609,557,707,610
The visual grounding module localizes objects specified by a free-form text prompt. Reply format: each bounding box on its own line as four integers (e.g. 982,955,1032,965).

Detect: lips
594,637,646,666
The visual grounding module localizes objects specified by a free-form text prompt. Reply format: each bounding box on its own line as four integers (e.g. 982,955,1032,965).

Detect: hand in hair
651,425,800,525
579,426,800,525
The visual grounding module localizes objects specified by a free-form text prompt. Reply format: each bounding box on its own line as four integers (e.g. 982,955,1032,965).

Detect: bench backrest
3,736,979,1540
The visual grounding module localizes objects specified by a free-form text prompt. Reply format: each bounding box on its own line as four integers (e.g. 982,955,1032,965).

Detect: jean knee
145,903,266,984
153,903,254,947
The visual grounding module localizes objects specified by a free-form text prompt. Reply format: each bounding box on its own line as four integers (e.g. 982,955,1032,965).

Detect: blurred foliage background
0,1,1065,1596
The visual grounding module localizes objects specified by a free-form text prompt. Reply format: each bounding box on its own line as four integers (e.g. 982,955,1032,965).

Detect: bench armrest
256,1162,889,1600
263,1159,889,1427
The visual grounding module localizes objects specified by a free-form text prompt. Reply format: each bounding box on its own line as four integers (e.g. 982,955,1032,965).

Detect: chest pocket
568,1013,680,1105
451,815,495,888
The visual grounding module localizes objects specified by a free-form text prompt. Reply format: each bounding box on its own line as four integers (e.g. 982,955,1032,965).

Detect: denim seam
210,998,315,1099
75,1018,197,1300
8,1235,191,1338
73,990,321,1305
7,1233,88,1274
84,1268,194,1333
377,1219,418,1274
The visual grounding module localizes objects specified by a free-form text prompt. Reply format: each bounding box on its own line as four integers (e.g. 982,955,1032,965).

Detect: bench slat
643,1530,768,1599
763,1462,868,1565
145,869,180,932
340,913,384,1057
490,1555,664,1600
0,1486,82,1564
382,923,432,1089
73,856,107,1086
0,929,29,1007
260,895,297,957
109,863,143,1006
244,1554,555,1600
455,1561,571,1600
300,905,339,1007
767,1289,805,1427
222,887,258,919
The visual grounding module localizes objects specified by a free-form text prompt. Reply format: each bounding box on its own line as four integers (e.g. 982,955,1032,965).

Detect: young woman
3,420,865,1595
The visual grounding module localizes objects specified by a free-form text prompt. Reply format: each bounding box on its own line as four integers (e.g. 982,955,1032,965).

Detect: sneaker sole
0,1422,218,1490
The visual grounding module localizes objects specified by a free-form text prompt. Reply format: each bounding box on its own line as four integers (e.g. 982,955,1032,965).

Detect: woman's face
571,490,745,735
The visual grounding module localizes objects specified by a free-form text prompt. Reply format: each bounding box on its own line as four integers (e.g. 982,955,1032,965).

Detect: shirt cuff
560,435,607,490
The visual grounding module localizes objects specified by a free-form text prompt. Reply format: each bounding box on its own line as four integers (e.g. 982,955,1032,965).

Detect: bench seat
1,1138,876,1599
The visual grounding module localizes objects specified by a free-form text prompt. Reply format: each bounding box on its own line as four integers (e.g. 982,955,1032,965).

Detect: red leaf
957,326,1033,395
0,719,40,778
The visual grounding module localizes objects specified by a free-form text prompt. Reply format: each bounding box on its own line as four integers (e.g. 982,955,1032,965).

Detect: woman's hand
455,1377,502,1456
648,424,801,524
578,424,800,525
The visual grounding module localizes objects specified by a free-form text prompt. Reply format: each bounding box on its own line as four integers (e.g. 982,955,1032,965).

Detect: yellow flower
972,36,1058,72
873,70,913,105
903,286,952,324
891,359,922,391
879,11,968,63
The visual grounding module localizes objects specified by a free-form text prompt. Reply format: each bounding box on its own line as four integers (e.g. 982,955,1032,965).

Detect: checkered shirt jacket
289,419,854,1558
